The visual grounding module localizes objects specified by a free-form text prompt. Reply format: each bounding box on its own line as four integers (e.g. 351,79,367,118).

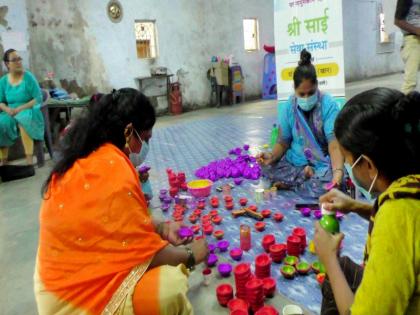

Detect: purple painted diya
300,207,311,217
234,178,243,186
178,227,194,238
314,209,322,219
208,244,217,254
218,263,233,277
207,254,218,267
217,240,230,252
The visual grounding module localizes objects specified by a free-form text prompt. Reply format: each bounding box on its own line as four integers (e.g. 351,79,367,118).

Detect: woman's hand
256,152,274,166
190,237,209,265
163,221,193,246
332,170,343,186
314,221,344,267
319,188,358,214
4,107,15,116
303,165,314,178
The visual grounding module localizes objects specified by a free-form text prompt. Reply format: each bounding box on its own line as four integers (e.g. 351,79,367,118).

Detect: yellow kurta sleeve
351,198,420,314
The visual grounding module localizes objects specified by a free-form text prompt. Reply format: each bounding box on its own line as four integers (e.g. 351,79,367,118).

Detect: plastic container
187,179,213,198
240,224,251,251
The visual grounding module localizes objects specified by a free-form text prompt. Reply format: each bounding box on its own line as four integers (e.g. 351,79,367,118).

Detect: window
243,18,259,51
134,20,158,59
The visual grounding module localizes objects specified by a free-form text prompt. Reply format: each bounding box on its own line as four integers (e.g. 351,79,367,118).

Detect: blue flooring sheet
146,114,368,314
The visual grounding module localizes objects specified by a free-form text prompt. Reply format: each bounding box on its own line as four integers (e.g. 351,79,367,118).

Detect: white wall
0,1,30,76
26,0,275,110
342,0,404,81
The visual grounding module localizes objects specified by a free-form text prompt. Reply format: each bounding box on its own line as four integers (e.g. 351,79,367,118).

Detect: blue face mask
296,93,318,111
344,155,378,203
128,130,150,167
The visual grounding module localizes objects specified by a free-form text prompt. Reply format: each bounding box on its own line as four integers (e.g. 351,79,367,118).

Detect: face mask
344,155,378,202
296,93,318,111
128,130,150,167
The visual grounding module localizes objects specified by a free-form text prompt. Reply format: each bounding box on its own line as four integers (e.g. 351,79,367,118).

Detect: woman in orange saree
34,89,208,315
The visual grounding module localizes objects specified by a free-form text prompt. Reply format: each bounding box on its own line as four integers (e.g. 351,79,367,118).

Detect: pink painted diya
218,263,233,277
213,230,225,240
203,225,214,235
273,212,284,222
261,209,272,218
255,222,266,232
230,248,243,261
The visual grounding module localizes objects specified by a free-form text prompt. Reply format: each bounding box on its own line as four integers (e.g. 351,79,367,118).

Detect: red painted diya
197,201,206,209
193,209,202,217
180,182,188,191
225,202,234,210
201,214,212,223
224,195,233,203
189,215,198,224
239,198,248,206
191,225,201,234
248,205,258,212
255,222,266,232
273,212,284,222
213,229,224,240
169,187,178,197
262,234,276,252
203,225,214,235
209,210,219,217
212,215,223,225
261,209,272,218
211,200,219,208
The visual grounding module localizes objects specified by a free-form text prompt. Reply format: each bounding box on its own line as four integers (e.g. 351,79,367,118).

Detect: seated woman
34,88,208,315
258,49,344,197
0,49,44,165
314,88,420,315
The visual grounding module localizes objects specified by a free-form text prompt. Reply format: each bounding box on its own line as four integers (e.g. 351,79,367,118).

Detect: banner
274,0,345,101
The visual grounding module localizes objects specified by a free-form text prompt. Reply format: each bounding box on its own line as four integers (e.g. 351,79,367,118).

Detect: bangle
333,168,344,174
185,247,196,271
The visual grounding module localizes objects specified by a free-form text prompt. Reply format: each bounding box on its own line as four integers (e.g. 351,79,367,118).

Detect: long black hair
293,49,317,89
43,88,156,194
335,87,420,182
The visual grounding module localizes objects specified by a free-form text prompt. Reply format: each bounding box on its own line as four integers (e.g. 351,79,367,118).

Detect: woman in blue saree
258,50,344,197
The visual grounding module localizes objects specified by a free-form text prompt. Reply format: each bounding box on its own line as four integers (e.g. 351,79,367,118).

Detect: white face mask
128,129,150,167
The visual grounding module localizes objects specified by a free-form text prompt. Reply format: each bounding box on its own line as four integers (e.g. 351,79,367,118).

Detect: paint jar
202,268,212,286
254,188,264,204
240,224,251,251
319,204,340,234
222,184,231,196
270,186,277,198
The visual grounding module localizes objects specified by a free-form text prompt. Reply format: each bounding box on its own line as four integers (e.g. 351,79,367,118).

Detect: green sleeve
25,71,42,105
351,199,416,314
0,76,7,104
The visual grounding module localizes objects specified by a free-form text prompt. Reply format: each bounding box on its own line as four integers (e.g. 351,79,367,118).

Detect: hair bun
298,49,312,66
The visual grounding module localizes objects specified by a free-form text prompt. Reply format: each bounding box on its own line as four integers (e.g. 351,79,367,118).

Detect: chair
34,89,54,167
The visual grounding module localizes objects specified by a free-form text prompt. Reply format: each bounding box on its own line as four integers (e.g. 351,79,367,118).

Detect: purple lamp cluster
195,145,262,182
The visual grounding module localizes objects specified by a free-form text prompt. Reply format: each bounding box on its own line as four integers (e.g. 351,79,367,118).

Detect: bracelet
185,247,196,271
333,168,344,174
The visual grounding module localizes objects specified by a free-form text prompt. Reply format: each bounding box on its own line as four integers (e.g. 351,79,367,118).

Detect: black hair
42,88,156,194
335,87,420,182
3,48,16,69
293,49,317,89
3,48,16,63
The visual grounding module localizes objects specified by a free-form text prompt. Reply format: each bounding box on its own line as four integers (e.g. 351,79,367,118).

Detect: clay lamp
178,227,194,238
161,204,170,212
211,199,219,208
239,198,248,206
188,215,198,224
197,201,206,210
262,277,276,298
296,261,311,275
262,234,276,253
280,265,296,279
213,230,225,240
255,222,266,232
316,273,326,285
284,256,299,266
208,243,217,254
234,178,243,186
230,248,243,261
203,225,214,235
201,214,212,223
300,207,311,217
180,182,188,191
273,212,284,222
227,299,249,312
218,263,233,277
225,202,234,210
209,210,219,217
313,209,322,219
311,261,326,274
224,195,233,203
207,253,218,267
248,205,258,212
212,215,223,225
193,209,202,217
261,209,272,218
217,240,230,252
191,225,201,234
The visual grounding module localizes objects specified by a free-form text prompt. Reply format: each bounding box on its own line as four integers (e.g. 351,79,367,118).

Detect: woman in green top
0,49,44,165
314,88,420,315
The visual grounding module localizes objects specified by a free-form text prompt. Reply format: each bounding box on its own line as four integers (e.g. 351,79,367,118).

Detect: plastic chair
34,89,54,167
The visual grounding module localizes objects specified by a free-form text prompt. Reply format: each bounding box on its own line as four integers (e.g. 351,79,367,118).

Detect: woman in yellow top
314,87,420,315
35,88,208,315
